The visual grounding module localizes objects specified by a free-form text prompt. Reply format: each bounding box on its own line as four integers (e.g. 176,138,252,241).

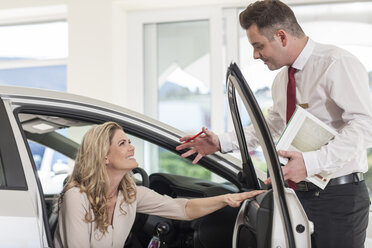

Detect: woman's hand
223,190,266,207
185,190,266,219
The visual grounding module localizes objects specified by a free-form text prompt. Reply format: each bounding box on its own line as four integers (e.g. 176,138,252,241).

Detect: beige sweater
54,186,190,248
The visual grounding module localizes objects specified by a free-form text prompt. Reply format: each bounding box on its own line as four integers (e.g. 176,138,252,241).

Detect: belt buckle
355,172,364,182
296,182,308,191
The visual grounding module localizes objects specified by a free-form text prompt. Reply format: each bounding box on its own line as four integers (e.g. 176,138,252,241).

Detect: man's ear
275,29,287,47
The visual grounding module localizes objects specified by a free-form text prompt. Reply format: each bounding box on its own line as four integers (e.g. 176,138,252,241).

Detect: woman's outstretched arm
185,190,265,219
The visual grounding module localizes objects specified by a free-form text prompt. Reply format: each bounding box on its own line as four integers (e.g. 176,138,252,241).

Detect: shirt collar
291,37,315,71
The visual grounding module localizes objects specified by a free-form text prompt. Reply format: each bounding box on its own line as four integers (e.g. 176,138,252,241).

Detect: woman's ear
105,156,109,165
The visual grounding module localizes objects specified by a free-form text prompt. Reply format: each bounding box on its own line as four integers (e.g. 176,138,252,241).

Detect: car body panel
1,99,48,247
0,215,41,247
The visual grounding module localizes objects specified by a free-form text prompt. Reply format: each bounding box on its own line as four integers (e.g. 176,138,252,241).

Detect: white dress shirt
219,39,372,179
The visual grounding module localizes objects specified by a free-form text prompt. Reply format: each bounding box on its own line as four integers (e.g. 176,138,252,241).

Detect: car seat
49,176,69,239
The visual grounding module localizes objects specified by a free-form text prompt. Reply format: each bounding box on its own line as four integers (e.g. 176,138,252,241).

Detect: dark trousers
296,181,370,248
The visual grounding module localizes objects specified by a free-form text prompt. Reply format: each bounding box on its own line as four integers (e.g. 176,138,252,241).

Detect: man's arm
302,56,372,177
219,106,285,153
176,108,285,164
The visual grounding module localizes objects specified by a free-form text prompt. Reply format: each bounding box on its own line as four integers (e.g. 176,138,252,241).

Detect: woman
54,122,264,248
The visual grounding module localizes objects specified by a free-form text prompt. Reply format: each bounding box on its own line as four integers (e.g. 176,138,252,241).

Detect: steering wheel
124,167,150,248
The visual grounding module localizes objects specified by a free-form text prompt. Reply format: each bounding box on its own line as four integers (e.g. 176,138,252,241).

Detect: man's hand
264,150,308,184
280,150,307,182
176,127,221,164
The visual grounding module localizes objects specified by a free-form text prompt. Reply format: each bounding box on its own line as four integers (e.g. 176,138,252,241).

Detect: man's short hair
239,0,305,40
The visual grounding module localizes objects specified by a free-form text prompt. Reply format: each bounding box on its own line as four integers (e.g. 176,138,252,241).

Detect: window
26,125,84,195
128,7,225,175
0,65,67,91
0,21,67,91
29,140,72,195
144,20,211,132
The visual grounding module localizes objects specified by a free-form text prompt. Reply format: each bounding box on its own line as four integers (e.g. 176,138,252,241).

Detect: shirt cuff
302,151,321,177
218,132,234,153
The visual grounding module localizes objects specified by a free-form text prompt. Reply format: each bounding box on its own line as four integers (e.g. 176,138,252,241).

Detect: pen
184,131,204,143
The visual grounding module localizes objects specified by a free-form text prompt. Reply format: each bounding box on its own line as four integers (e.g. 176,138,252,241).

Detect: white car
0,64,314,248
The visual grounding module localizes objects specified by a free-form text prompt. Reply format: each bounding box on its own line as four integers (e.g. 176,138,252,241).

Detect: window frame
14,102,242,188
126,7,225,134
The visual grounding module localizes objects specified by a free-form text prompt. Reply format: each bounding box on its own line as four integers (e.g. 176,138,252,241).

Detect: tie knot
288,66,296,76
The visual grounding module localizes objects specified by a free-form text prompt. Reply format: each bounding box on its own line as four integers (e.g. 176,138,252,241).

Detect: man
176,1,372,247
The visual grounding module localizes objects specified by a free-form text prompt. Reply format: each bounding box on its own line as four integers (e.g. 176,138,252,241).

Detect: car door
226,63,312,248
0,98,51,247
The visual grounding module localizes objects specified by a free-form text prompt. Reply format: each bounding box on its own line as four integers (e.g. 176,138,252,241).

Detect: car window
21,118,92,194
20,113,228,195
28,140,72,195
234,94,268,182
131,138,228,184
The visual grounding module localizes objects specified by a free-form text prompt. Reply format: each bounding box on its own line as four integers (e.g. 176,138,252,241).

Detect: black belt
295,172,364,191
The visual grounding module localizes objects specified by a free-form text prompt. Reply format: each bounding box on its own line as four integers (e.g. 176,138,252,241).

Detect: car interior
17,112,246,248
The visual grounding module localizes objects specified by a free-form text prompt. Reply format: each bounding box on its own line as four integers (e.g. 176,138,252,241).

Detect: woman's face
105,129,138,172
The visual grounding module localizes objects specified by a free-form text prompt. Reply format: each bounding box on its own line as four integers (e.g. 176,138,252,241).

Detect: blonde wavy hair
59,121,137,234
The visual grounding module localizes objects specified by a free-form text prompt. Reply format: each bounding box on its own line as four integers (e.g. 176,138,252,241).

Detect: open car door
227,63,312,248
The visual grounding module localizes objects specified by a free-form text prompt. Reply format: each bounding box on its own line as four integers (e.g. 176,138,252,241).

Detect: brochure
276,106,338,189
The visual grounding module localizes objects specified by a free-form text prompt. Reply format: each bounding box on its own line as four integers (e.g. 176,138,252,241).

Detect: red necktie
286,66,297,190
286,67,297,123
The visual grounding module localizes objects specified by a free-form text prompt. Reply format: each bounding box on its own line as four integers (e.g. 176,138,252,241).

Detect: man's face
246,24,287,71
